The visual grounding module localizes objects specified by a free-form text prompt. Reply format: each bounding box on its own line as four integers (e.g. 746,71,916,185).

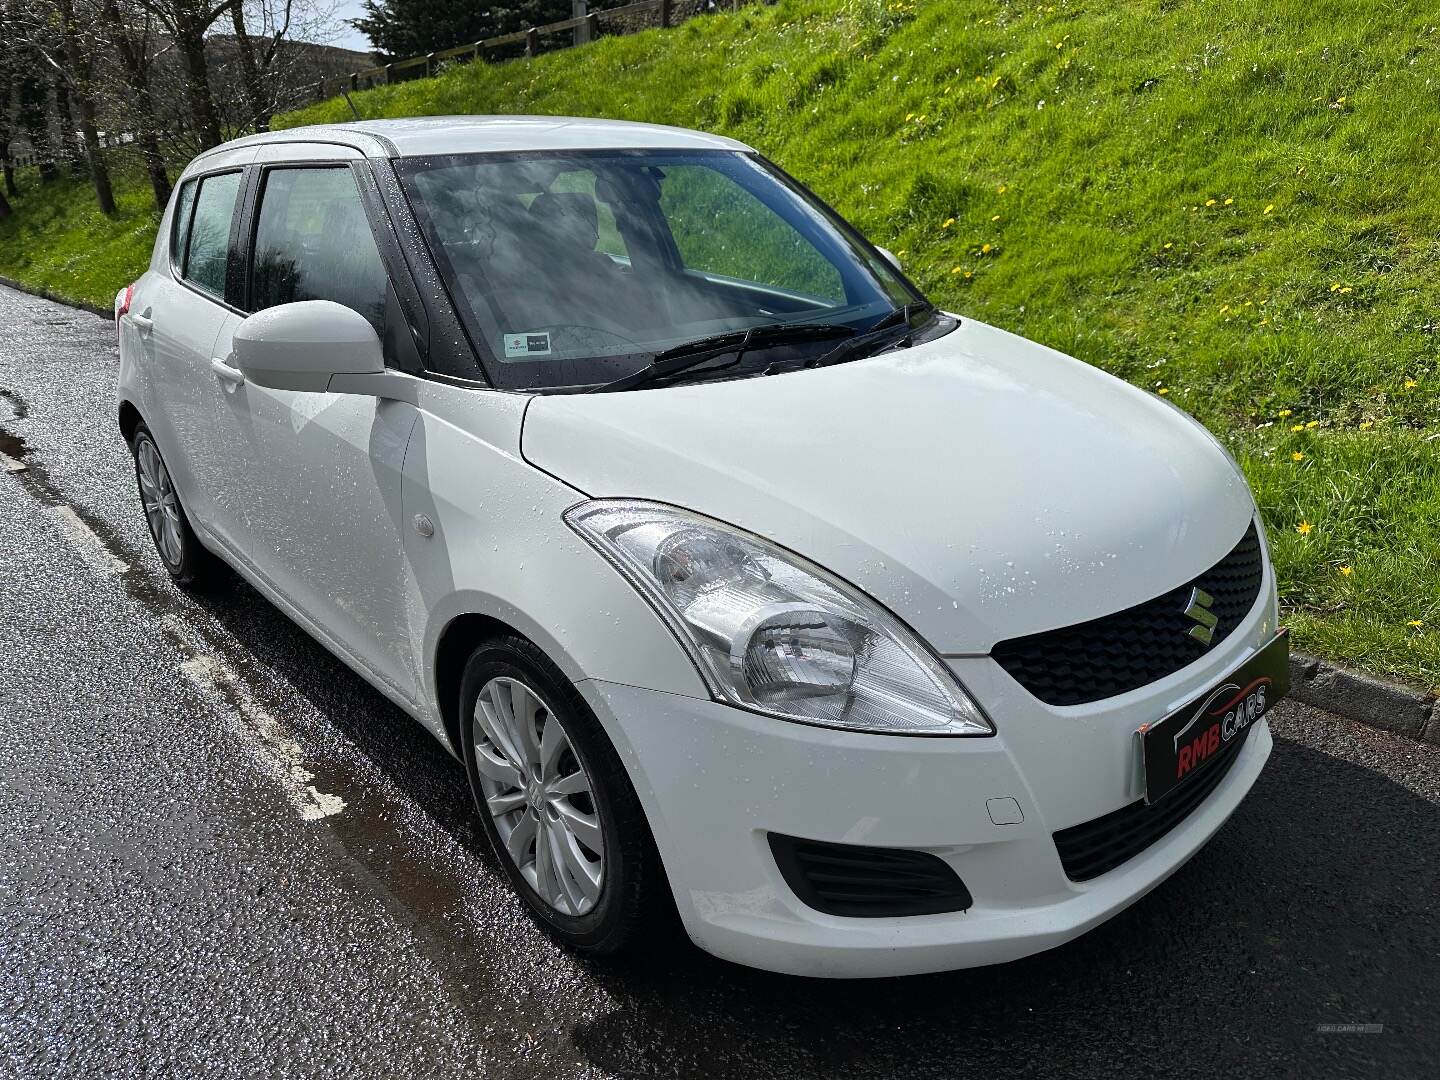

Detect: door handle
129,312,154,333
210,357,245,386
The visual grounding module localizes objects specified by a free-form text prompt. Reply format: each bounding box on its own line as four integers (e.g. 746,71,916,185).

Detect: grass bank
2,0,1437,688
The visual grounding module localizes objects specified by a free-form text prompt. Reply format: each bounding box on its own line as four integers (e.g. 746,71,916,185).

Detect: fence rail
6,1,751,170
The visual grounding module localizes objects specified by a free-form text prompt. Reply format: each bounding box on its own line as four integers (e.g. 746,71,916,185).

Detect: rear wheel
459,635,669,955
130,423,219,588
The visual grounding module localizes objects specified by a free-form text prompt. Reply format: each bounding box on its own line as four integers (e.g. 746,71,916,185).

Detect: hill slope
2,0,1437,689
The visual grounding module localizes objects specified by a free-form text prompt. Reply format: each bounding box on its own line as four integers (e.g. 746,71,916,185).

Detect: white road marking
167,617,345,822
44,504,129,574
0,450,25,472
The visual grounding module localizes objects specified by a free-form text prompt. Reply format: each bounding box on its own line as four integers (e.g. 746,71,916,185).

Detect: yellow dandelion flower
997,184,1007,194
1404,377,1418,389
1157,388,1170,396
964,271,973,279
1336,95,1347,104
1330,283,1343,292
1291,424,1305,432
1306,420,1320,429
1264,204,1275,215
991,214,1001,221
1338,565,1353,576
905,113,915,121
1224,198,1234,205
1292,451,1305,461
981,243,993,254
1220,304,1231,314
1359,420,1374,429
1339,286,1353,294
1295,520,1313,534
1205,199,1217,207
941,217,955,228
1278,409,1293,417
1409,619,1425,629
951,266,964,274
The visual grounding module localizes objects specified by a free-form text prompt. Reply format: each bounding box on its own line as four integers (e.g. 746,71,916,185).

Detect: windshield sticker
503,331,553,359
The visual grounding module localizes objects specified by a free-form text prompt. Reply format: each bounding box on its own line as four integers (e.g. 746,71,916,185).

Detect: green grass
2,0,1437,689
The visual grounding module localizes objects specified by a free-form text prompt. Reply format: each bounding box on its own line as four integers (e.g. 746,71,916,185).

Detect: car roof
206,115,754,160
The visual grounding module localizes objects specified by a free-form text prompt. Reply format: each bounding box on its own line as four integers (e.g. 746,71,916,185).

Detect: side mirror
875,245,902,273
233,300,383,393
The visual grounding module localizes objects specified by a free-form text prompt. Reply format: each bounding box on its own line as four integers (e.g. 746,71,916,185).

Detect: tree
98,0,172,209
0,0,21,197
138,0,237,149
52,0,117,211
352,1,574,61
10,0,118,212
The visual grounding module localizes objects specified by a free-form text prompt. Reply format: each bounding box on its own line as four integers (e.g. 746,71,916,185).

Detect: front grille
1053,723,1251,882
992,522,1265,706
768,834,973,917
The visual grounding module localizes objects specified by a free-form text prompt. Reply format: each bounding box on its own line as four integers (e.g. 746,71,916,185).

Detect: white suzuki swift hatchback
116,116,1288,978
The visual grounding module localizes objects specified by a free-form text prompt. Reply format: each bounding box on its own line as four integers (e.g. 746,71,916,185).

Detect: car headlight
565,500,993,736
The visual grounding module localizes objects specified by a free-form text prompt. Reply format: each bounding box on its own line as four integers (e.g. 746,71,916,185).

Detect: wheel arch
118,398,144,443
432,611,518,757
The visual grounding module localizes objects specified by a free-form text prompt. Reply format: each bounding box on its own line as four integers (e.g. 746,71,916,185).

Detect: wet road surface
1,282,1437,1078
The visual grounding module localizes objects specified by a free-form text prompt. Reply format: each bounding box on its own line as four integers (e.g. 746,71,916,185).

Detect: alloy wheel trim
472,676,605,916
136,437,183,568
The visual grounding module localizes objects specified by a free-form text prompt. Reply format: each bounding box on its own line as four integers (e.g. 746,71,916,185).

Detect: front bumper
578,548,1282,979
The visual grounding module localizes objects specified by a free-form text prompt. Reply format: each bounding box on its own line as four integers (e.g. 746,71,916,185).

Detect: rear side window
181,172,242,299
249,167,388,333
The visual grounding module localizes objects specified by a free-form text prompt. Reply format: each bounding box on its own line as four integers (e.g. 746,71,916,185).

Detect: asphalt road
1,281,1437,1079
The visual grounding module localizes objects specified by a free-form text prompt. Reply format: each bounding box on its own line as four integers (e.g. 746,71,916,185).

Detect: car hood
521,317,1256,655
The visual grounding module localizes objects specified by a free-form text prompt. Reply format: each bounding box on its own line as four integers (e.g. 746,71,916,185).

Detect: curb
1,276,1436,747
1290,652,1437,745
0,274,112,320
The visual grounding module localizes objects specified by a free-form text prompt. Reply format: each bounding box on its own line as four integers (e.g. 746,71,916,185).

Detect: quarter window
183,172,241,299
249,167,388,333
170,179,197,265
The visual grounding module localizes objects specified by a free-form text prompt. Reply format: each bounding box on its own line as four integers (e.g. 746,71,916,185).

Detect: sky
321,0,373,54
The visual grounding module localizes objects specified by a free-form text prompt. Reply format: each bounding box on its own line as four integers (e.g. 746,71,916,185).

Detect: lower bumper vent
768,834,973,917
1053,724,1251,882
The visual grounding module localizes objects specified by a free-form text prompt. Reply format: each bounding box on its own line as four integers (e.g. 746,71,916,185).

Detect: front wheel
459,635,669,955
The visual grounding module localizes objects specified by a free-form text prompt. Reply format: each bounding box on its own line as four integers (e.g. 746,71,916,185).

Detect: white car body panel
113,117,1284,978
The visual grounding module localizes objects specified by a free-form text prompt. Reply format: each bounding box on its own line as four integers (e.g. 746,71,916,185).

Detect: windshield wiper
589,322,856,394
800,302,935,371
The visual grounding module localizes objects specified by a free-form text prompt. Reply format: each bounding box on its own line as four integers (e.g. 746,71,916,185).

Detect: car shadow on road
183,573,1438,1079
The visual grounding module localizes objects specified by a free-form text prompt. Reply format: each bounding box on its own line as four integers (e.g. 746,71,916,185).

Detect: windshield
394,149,926,391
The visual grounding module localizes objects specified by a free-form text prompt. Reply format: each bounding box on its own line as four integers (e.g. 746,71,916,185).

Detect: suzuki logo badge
1183,588,1219,645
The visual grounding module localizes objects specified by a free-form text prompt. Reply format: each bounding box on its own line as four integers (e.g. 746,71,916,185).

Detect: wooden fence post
661,0,672,28
525,27,539,56
573,1,589,45
384,63,394,85
586,12,599,39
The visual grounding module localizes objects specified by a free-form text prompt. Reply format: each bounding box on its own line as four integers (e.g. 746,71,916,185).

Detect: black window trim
167,166,249,314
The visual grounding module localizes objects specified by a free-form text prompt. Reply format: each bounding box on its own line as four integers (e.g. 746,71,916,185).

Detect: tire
129,422,220,588
459,634,669,956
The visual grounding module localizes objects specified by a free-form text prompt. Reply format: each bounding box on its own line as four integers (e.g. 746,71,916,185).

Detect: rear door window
181,172,242,299
248,166,389,333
